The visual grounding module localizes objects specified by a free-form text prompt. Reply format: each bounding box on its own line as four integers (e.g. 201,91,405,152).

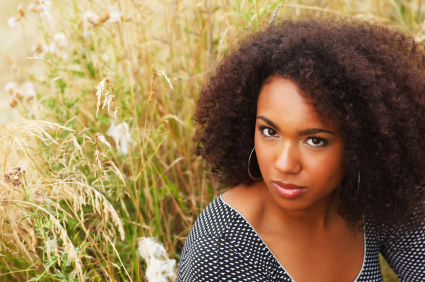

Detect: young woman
177,17,425,281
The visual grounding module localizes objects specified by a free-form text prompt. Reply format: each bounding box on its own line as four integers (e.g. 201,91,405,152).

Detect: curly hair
194,17,425,234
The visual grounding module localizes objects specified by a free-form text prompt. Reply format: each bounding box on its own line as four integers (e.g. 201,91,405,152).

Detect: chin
268,187,334,212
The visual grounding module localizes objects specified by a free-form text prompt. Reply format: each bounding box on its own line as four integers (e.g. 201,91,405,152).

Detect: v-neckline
219,194,367,282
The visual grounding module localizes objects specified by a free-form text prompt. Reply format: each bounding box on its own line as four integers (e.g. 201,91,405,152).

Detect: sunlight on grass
1,0,423,280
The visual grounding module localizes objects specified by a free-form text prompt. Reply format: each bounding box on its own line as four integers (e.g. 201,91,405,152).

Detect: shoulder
372,210,425,281
184,195,238,246
177,196,246,281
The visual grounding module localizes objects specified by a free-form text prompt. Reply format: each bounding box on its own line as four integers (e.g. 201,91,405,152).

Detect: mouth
272,181,306,199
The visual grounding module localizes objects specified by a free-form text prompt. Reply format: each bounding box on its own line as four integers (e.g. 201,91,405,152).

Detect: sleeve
177,236,223,282
177,235,267,282
380,217,425,281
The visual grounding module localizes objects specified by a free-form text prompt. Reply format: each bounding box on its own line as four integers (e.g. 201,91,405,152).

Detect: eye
305,137,327,147
260,127,278,137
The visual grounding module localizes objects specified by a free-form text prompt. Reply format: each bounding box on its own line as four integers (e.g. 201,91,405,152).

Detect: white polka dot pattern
380,215,425,281
177,195,425,281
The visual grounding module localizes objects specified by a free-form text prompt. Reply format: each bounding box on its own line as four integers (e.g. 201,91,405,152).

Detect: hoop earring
248,147,263,181
350,170,360,201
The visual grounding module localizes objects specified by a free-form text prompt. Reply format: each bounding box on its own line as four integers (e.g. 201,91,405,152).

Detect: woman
177,17,425,281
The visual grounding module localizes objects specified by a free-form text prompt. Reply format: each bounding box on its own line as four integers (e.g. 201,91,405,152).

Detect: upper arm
177,235,268,282
177,236,223,282
380,220,425,281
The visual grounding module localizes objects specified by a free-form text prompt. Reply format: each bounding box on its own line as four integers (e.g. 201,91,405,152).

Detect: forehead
257,76,338,132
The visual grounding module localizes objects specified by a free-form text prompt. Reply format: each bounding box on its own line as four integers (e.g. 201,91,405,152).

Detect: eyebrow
256,116,281,131
256,116,335,135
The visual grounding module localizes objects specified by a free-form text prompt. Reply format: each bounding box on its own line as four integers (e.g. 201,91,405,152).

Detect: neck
259,182,342,232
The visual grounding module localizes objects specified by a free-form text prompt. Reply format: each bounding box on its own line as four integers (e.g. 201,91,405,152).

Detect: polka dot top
177,195,425,281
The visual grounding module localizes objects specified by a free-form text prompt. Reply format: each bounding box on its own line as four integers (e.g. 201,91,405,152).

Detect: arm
177,236,223,282
380,218,425,281
177,235,268,282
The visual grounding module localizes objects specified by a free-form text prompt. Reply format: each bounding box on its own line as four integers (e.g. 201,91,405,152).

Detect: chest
259,228,365,282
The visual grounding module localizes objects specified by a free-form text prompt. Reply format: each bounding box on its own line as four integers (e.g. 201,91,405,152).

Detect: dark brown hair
194,17,425,234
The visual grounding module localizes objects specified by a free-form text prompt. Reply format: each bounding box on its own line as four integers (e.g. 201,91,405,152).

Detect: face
255,76,345,212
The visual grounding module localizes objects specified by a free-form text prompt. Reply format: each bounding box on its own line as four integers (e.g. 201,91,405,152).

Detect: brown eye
305,137,327,147
267,129,277,136
262,128,278,137
312,138,321,145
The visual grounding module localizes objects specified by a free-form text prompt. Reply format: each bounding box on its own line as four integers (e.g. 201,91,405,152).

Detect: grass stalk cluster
2,0,424,281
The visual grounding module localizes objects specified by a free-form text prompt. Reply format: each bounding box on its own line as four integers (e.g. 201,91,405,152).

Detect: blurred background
1,0,423,281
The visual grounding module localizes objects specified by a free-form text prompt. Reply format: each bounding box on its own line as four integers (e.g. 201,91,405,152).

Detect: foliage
2,0,424,281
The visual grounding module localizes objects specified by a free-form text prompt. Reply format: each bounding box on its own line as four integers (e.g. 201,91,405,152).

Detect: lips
272,181,306,199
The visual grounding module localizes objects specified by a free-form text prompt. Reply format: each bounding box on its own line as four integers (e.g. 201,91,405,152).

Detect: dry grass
1,0,423,281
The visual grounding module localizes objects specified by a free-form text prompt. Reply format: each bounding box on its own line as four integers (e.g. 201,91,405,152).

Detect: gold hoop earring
248,147,262,181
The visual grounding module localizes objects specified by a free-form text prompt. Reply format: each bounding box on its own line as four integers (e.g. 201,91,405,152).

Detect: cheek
307,147,345,188
254,132,277,176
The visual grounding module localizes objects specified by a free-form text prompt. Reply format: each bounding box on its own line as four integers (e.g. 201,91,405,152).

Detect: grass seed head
4,166,26,187
0,195,11,207
96,78,109,116
32,188,44,202
101,91,119,118
156,69,173,89
95,132,111,149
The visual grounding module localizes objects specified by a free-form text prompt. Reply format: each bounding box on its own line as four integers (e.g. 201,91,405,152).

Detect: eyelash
258,126,328,148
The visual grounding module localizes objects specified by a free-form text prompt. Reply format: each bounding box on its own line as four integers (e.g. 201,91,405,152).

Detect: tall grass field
1,0,423,281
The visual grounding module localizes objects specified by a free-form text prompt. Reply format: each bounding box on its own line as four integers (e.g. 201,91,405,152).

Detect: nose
274,143,302,174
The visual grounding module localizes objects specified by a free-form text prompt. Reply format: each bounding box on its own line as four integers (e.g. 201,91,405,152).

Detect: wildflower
31,41,49,58
99,9,110,23
28,2,37,13
107,122,131,155
138,237,176,282
83,11,100,38
4,166,26,187
7,4,25,27
28,0,52,19
10,81,36,101
7,17,20,27
20,82,36,101
53,32,67,49
49,32,68,58
108,5,123,23
4,82,17,95
84,11,101,26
